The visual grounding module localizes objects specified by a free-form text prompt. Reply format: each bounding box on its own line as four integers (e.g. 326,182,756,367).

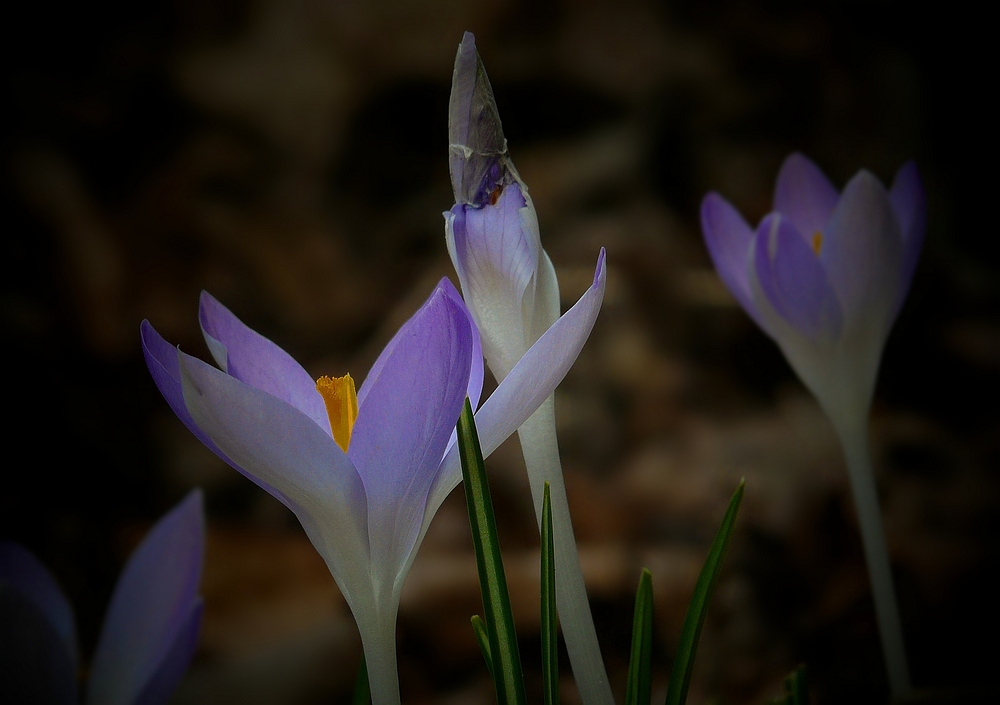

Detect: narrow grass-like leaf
471,614,495,680
351,653,370,705
771,665,808,705
458,398,527,705
664,479,745,705
540,481,559,705
625,568,654,705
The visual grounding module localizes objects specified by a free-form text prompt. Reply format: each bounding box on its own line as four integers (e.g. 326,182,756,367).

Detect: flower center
316,374,358,452
811,231,823,255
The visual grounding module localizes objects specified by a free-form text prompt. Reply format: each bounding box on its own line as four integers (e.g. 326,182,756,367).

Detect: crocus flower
0,490,205,705
700,152,925,697
445,31,613,705
140,273,605,705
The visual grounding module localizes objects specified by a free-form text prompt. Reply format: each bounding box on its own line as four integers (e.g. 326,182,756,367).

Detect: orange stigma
316,374,358,452
811,231,823,255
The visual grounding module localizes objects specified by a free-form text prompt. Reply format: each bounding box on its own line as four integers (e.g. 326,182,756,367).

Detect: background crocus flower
140,271,605,705
445,31,613,705
700,152,926,698
0,490,205,705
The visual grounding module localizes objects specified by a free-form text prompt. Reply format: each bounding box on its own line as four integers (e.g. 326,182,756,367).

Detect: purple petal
889,160,926,307
700,192,763,326
359,279,483,414
445,182,539,372
0,542,76,670
178,353,373,610
0,582,77,704
132,600,202,705
448,31,508,206
423,248,608,537
141,321,293,509
86,490,205,705
349,287,473,590
436,277,484,411
773,152,840,237
820,170,904,328
753,214,843,342
199,292,331,435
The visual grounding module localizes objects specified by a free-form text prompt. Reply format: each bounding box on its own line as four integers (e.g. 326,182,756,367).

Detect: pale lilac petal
141,321,230,458
753,214,843,342
199,292,331,435
0,542,76,670
132,601,202,705
889,161,926,306
0,582,77,704
140,321,292,509
359,279,482,413
526,247,560,345
445,182,539,372
773,152,840,237
350,288,473,591
436,277,484,411
700,192,763,326
820,170,904,328
448,31,507,206
87,490,204,705
421,248,607,543
178,354,373,610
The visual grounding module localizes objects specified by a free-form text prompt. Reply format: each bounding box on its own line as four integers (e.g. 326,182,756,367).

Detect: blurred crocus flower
140,274,604,705
0,490,204,705
701,152,925,697
445,32,614,705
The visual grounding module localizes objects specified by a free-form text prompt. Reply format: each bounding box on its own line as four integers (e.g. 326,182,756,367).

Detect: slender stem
516,396,614,705
360,610,401,705
833,417,911,700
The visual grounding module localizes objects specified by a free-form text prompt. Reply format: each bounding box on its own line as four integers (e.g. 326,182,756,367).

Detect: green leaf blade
664,479,746,705
541,481,559,705
471,614,495,680
625,568,654,705
458,399,527,705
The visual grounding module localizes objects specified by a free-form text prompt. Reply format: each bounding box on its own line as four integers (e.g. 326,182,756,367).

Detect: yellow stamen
811,231,823,255
316,374,358,452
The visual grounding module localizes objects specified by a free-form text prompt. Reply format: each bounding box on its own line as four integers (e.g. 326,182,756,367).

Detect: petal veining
178,353,372,609
417,248,608,570
199,292,331,435
349,288,473,594
445,182,538,373
141,320,293,509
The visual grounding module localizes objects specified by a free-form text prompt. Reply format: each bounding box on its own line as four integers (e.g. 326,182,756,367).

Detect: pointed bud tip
459,31,476,54
594,247,607,288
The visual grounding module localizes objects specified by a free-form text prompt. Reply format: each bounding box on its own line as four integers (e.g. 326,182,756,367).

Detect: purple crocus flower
1,490,205,705
444,32,614,705
701,153,925,426
140,274,605,705
700,153,925,697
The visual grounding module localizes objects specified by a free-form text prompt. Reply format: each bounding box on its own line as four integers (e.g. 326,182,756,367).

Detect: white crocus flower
444,31,613,705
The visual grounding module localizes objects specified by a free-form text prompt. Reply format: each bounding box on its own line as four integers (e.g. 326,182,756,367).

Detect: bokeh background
2,1,996,703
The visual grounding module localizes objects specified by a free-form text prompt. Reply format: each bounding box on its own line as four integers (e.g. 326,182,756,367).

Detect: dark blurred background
1,1,996,702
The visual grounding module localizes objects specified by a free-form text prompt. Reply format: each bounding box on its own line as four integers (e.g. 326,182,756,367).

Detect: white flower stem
360,609,401,705
833,416,912,700
517,396,614,705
